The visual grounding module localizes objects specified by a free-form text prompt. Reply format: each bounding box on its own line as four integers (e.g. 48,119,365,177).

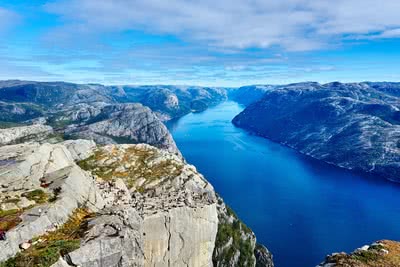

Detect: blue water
167,101,400,267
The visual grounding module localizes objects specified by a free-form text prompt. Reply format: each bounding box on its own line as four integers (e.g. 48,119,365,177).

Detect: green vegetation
23,190,49,204
78,146,183,190
0,209,20,218
47,119,73,129
0,121,25,129
45,133,65,143
3,198,20,204
0,209,22,232
0,240,80,267
213,205,255,267
352,250,381,263
0,208,93,267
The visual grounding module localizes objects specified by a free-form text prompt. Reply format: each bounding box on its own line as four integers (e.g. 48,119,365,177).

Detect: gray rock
255,244,274,267
233,82,400,182
0,142,104,262
62,139,96,161
53,207,144,267
64,104,179,154
0,124,53,145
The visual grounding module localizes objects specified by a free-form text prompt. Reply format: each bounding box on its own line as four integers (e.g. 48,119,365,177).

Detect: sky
1,0,400,86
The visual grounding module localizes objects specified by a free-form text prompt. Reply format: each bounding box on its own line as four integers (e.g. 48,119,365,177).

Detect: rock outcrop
233,82,400,182
0,124,53,145
0,126,272,266
318,240,400,267
64,104,179,154
0,141,104,263
77,144,218,266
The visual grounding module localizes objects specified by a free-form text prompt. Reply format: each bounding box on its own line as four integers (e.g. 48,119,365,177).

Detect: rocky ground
233,82,400,183
0,125,273,267
318,240,400,267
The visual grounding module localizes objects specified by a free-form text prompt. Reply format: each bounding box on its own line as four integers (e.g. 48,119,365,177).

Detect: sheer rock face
143,205,218,267
233,82,400,182
77,144,218,267
0,124,53,145
64,104,179,155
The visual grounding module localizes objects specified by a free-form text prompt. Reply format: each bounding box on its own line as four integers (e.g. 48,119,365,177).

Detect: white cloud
43,0,400,52
0,7,19,33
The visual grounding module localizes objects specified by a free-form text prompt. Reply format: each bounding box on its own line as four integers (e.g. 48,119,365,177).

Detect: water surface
168,101,400,267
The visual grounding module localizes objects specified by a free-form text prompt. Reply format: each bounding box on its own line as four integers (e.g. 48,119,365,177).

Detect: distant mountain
64,103,179,154
233,82,400,182
116,85,227,120
0,81,228,152
0,81,227,122
228,85,276,106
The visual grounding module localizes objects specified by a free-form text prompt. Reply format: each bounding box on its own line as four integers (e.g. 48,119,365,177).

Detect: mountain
0,81,227,123
0,125,273,267
228,85,275,106
115,85,227,120
233,82,400,182
0,81,227,152
63,103,179,154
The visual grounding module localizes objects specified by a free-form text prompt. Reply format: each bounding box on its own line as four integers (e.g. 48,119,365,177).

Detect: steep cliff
0,125,272,267
233,82,400,182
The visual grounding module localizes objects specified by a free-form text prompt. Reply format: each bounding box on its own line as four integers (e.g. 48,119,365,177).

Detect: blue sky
1,0,400,86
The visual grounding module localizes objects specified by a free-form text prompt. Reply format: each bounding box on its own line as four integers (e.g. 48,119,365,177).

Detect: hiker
0,230,6,241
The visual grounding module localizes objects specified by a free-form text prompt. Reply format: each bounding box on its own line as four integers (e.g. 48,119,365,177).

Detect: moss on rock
0,208,93,267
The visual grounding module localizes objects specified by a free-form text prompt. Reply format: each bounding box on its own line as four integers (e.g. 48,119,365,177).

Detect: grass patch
352,250,381,263
78,146,184,191
22,190,49,204
0,209,20,218
3,198,20,204
0,209,23,232
0,208,93,267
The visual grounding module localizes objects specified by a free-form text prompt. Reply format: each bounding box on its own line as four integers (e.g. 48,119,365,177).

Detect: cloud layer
45,0,400,51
